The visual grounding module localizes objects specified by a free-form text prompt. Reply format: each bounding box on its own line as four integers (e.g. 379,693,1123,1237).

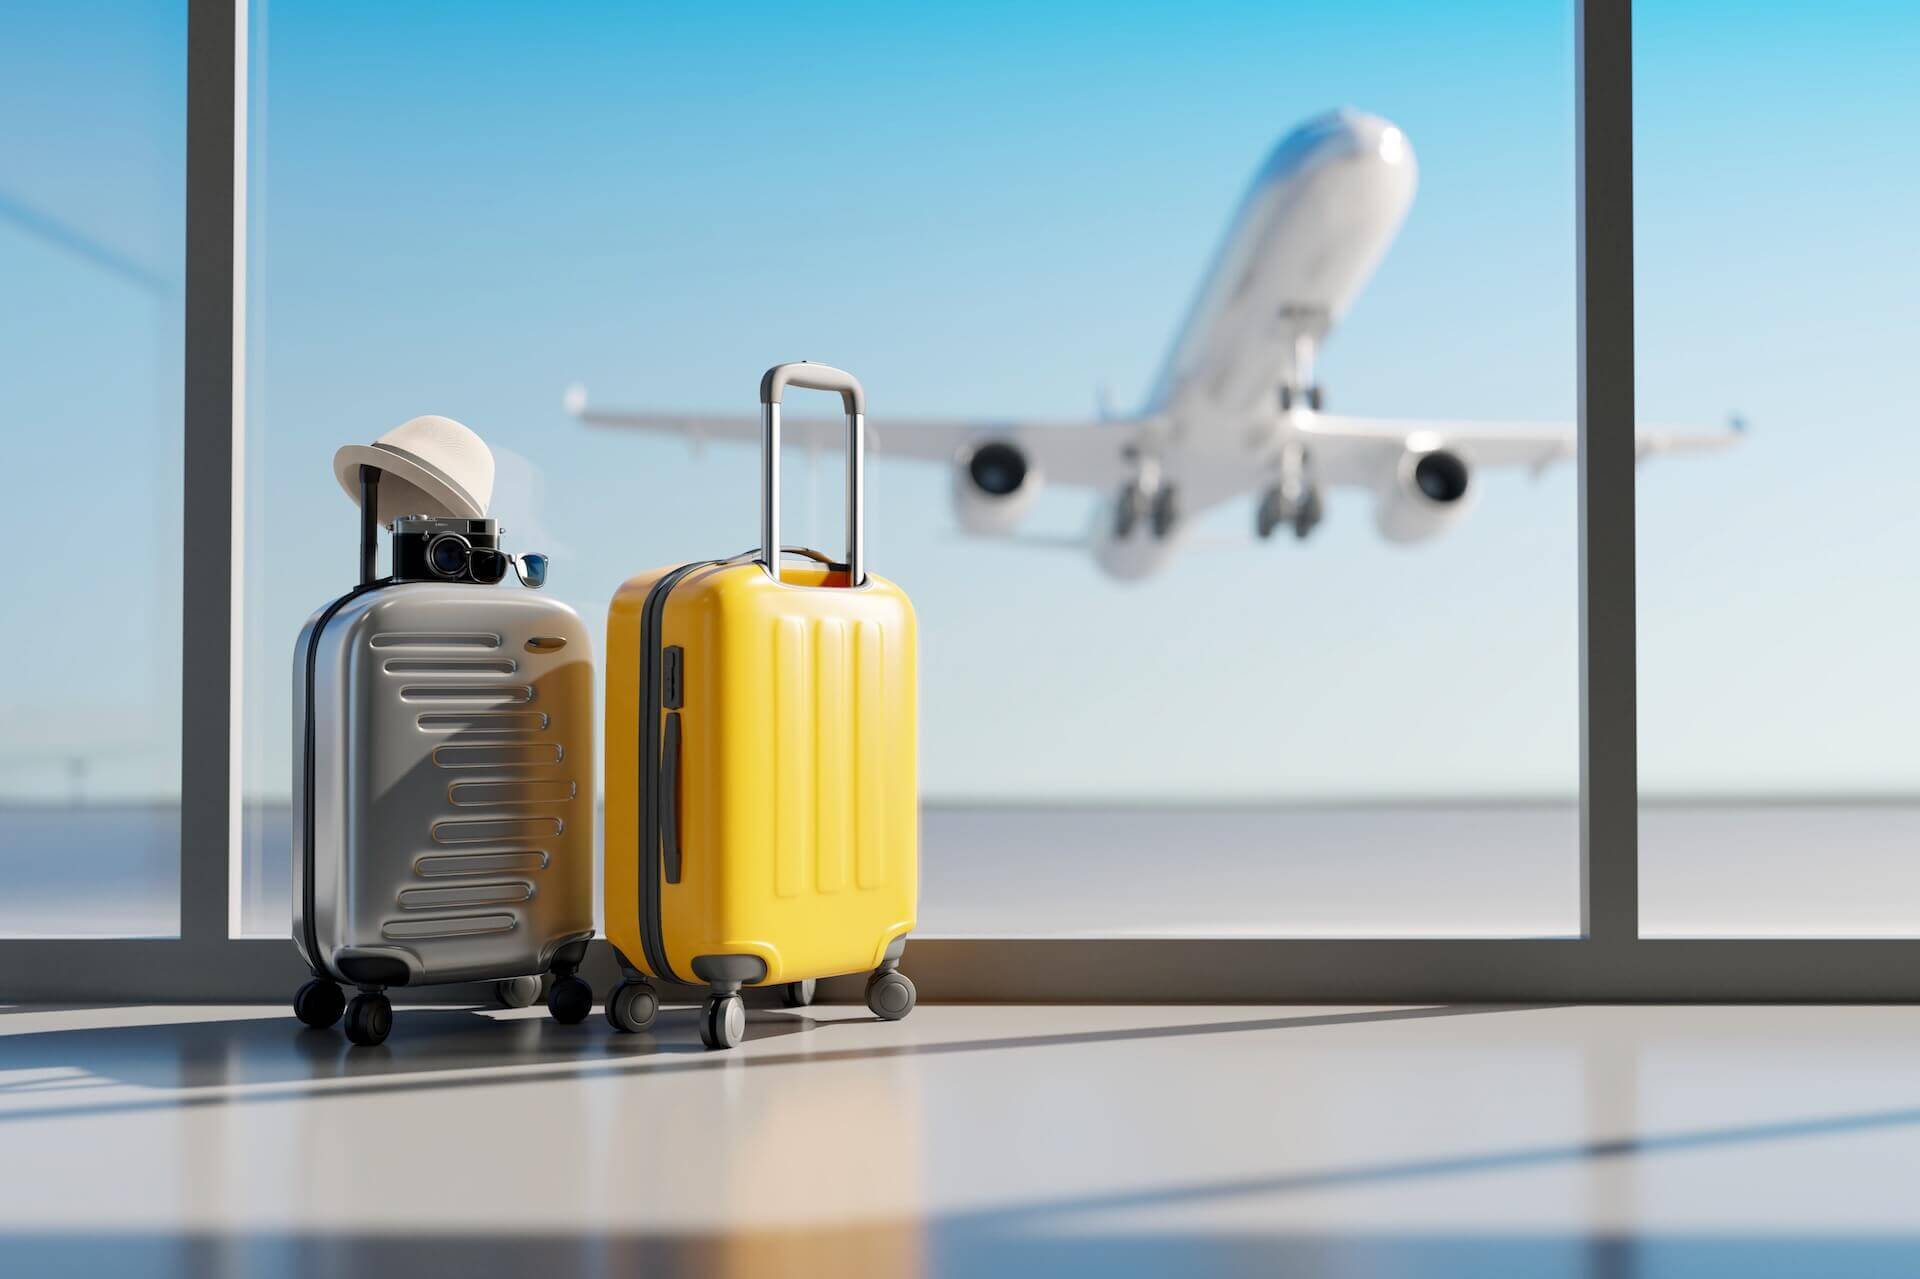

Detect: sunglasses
424,532,548,589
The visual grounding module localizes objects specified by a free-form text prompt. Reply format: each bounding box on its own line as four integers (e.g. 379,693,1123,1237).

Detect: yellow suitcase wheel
606,980,659,1034
865,970,915,1021
700,994,746,1050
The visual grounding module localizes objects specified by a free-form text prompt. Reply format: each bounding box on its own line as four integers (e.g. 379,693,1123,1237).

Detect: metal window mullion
1575,0,1639,944
179,0,245,947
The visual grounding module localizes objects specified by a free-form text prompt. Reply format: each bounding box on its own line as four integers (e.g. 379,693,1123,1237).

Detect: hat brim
333,443,488,525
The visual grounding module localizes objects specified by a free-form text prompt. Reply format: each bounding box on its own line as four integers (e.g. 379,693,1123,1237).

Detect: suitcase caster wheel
293,978,345,1029
700,994,746,1050
547,974,593,1025
495,975,544,1009
865,970,915,1021
606,980,659,1034
344,992,392,1047
779,979,817,1009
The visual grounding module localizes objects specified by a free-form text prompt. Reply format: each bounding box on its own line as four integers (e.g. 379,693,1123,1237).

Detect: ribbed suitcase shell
294,583,596,987
605,561,917,987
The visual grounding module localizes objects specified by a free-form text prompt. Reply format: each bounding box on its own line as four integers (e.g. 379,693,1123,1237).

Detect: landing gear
1256,489,1281,539
344,990,393,1047
865,966,917,1021
293,978,345,1029
1256,438,1322,542
700,993,747,1050
1278,385,1325,412
1296,488,1323,538
494,975,544,1009
1256,484,1324,541
1114,484,1146,539
780,979,818,1009
1116,482,1177,541
1149,486,1178,539
606,979,660,1034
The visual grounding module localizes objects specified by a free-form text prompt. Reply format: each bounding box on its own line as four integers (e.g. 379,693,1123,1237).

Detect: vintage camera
392,515,528,585
391,515,548,588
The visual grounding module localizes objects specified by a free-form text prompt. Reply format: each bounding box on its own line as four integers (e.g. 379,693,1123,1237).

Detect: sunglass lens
470,549,508,583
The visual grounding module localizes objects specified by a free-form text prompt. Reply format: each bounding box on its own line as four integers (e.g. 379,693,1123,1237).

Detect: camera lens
426,534,469,578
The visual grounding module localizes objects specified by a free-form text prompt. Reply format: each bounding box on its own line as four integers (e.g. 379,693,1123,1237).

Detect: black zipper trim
636,553,769,982
635,561,714,984
299,580,391,979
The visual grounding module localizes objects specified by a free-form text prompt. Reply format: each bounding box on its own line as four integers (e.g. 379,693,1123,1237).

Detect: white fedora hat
332,415,495,525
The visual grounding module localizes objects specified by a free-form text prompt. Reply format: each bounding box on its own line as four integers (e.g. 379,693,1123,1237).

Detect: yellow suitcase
604,363,918,1049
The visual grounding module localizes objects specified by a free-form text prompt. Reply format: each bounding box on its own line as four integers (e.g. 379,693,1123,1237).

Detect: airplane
568,108,1740,580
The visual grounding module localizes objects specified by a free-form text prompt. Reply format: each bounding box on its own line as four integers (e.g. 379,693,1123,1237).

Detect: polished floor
3,1001,1920,1275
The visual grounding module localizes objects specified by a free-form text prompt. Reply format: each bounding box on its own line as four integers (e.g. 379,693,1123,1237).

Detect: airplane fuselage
1096,110,1417,578
1150,110,1417,420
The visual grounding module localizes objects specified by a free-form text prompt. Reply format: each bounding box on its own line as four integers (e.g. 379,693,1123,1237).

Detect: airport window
0,1,187,937
234,2,1586,939
12,0,1915,1002
1634,1,1920,936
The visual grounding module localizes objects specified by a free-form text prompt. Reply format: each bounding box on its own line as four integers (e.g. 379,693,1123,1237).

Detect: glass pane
242,2,1578,938
1637,2,1920,935
0,1,185,936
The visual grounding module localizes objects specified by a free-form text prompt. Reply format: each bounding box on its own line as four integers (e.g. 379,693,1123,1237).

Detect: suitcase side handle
758,361,865,586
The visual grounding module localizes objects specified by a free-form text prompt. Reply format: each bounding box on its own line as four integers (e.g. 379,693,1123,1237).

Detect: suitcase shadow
0,1002,818,1099
0,1005,1552,1130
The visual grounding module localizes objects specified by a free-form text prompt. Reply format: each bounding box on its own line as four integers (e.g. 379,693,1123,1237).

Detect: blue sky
0,1,184,803
5,1,1917,812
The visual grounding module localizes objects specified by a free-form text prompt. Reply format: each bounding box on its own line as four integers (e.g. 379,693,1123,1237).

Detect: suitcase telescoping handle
358,465,381,585
758,361,865,586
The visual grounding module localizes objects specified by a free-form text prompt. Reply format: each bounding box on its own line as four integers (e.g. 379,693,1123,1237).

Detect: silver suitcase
291,470,596,1046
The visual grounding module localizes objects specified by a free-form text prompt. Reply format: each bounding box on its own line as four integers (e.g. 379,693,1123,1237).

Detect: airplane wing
570,386,1742,530
568,386,1135,489
1297,413,1745,486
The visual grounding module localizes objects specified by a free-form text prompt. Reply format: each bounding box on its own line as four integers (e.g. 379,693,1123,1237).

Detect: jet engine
1373,445,1475,543
951,440,1042,535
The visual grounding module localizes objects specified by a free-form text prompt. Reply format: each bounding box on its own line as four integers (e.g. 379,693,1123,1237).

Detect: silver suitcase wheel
547,974,593,1025
344,991,393,1047
293,978,346,1029
779,979,817,1009
494,975,544,1009
700,993,745,1050
606,980,660,1034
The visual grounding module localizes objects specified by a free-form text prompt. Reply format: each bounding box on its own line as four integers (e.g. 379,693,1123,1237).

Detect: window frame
6,0,1915,1003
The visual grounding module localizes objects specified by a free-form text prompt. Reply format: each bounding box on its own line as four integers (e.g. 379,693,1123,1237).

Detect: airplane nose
1256,110,1417,189
1321,111,1412,167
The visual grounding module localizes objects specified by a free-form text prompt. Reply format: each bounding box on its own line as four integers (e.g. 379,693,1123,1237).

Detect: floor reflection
4,1004,1916,1279
2,1228,1918,1278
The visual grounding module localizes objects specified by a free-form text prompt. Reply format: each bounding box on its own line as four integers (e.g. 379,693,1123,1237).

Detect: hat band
370,442,485,515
